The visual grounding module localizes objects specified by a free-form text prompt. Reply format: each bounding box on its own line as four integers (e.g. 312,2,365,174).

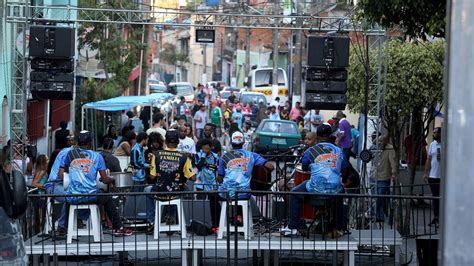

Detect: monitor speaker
29,26,75,59
305,81,347,93
305,92,347,110
307,36,349,68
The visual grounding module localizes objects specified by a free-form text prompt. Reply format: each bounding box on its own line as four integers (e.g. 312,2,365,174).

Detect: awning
83,93,174,112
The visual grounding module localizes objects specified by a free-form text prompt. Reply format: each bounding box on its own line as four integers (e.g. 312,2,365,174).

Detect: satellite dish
79,44,98,59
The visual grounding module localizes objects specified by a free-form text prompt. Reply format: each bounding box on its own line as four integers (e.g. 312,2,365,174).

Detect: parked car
240,92,268,106
252,119,301,153
219,90,241,104
222,86,243,93
149,83,167,93
167,82,195,103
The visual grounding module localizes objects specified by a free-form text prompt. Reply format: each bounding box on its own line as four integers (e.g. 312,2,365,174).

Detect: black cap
78,130,93,145
165,129,180,144
316,123,333,138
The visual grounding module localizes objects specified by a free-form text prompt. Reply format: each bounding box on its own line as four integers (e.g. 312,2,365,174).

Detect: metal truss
6,2,385,33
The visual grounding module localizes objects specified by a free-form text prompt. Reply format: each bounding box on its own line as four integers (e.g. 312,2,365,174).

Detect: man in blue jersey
217,131,274,200
281,123,348,237
58,131,132,236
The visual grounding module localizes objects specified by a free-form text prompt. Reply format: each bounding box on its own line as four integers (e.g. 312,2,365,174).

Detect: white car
168,82,195,103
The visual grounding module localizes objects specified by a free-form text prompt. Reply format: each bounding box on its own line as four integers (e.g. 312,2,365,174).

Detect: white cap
231,131,244,145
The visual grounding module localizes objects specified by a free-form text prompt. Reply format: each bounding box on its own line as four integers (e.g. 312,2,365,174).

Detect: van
244,68,288,105
167,82,195,103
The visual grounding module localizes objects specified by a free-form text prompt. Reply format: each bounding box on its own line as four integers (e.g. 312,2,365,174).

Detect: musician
144,130,196,233
217,131,274,200
59,131,132,236
281,123,348,237
99,137,122,173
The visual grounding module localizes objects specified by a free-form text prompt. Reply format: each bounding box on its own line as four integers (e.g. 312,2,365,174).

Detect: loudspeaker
30,71,74,83
305,92,347,110
306,67,347,81
307,36,349,68
195,28,215,43
31,58,74,71
30,81,73,100
29,26,75,59
305,81,347,93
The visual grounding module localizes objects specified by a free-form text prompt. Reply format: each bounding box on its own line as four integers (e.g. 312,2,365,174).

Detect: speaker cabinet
29,26,75,59
305,81,347,93
31,58,74,72
305,92,347,110
307,36,349,68
306,67,347,81
30,81,73,100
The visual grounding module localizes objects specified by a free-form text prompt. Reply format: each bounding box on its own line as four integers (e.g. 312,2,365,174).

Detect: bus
244,68,289,105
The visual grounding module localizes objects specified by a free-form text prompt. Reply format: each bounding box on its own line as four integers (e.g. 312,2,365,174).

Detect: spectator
270,97,281,112
268,105,280,120
304,110,323,133
178,125,196,155
232,107,244,130
192,99,204,117
210,101,223,138
55,121,70,150
256,101,268,125
280,107,290,120
194,105,209,139
100,138,122,173
146,112,166,140
423,127,442,228
335,111,352,161
174,96,187,119
145,132,164,184
227,91,237,104
290,102,302,121
114,131,136,157
32,154,49,193
223,104,234,131
130,132,150,190
196,123,222,156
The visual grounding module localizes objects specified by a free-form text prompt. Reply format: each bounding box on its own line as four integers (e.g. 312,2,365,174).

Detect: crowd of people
0,83,442,238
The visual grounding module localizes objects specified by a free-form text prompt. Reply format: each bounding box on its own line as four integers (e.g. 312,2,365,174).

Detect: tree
347,39,445,234
159,43,189,65
357,0,446,39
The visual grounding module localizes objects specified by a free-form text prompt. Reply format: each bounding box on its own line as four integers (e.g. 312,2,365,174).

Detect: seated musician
59,131,132,236
217,131,274,200
281,124,348,237
144,130,196,233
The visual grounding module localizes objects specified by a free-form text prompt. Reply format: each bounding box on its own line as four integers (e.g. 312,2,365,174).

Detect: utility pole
272,0,280,101
292,0,303,101
202,44,207,84
245,0,251,76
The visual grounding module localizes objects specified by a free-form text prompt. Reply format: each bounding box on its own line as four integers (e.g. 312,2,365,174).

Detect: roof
83,93,174,111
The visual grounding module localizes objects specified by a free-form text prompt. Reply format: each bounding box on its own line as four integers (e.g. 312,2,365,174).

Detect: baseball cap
165,129,180,144
78,130,92,145
316,123,333,138
231,131,244,145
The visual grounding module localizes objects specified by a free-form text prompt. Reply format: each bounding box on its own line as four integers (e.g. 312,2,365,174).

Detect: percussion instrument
251,165,272,194
110,172,134,188
294,164,313,220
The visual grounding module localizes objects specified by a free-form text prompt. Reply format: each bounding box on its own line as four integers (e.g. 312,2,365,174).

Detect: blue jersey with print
232,112,243,130
218,149,267,199
302,143,346,193
45,147,73,189
60,148,106,203
195,151,219,191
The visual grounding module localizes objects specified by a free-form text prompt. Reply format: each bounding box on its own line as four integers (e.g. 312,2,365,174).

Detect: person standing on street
130,132,150,190
196,123,222,156
210,101,223,138
178,125,197,155
268,105,280,120
174,96,187,120
55,121,70,150
423,127,442,228
194,105,209,139
335,111,352,162
146,113,167,141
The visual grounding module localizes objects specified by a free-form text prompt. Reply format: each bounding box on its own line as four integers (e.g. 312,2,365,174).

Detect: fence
22,188,439,265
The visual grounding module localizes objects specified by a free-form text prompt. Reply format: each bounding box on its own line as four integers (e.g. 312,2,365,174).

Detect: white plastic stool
67,204,102,244
153,198,187,239
218,200,254,240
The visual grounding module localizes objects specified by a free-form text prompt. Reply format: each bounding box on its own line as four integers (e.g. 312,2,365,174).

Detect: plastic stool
153,198,187,239
67,204,102,244
218,200,254,240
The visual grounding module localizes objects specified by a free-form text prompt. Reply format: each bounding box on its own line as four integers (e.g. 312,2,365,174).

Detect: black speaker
31,58,74,71
30,71,74,83
29,26,75,59
195,28,215,43
30,81,73,100
305,81,347,93
306,92,347,110
306,67,347,81
307,36,349,68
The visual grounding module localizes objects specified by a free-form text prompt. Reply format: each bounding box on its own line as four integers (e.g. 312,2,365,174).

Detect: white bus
244,68,289,105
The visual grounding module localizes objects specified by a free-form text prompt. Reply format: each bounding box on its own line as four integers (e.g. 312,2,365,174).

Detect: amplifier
29,26,75,59
30,81,73,100
30,72,73,83
305,92,346,110
305,81,347,93
306,68,347,81
307,36,349,68
31,58,74,72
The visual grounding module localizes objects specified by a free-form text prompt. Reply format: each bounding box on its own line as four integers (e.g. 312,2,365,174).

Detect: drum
294,164,310,185
110,172,134,188
251,165,272,194
293,164,313,220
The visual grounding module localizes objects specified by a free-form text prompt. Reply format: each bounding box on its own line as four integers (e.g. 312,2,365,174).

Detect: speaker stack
305,36,349,110
29,26,75,100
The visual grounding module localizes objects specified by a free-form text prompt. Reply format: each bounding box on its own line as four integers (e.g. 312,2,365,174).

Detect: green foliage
78,0,145,99
357,0,446,39
347,40,445,119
